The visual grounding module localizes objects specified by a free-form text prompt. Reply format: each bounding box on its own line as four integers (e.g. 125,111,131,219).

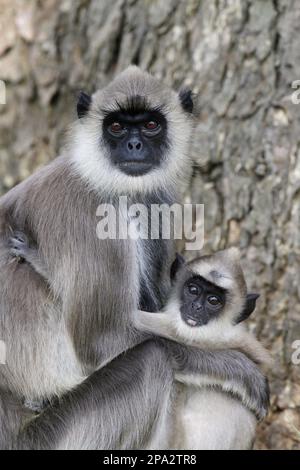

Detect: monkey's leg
8,340,173,450
8,232,49,281
162,340,270,421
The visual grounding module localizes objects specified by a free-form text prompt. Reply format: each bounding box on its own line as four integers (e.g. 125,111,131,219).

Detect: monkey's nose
192,302,203,312
127,138,143,152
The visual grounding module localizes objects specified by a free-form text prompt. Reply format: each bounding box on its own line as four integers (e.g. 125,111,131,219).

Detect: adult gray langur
0,66,269,449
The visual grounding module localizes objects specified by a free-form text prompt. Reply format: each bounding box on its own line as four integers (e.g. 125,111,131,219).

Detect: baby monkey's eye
110,122,123,133
207,295,221,306
188,284,199,296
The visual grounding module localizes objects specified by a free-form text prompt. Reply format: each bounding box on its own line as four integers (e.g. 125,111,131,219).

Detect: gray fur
0,67,269,449
9,340,174,450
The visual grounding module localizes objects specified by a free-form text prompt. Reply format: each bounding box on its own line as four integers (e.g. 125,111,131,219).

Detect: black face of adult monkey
0,67,269,449
102,97,169,176
72,66,194,197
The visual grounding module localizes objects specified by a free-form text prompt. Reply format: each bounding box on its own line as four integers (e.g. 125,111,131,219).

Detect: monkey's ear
179,89,194,114
77,91,92,119
235,293,260,324
170,253,186,283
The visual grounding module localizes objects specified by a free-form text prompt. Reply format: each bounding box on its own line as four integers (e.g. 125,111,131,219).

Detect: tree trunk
0,0,299,449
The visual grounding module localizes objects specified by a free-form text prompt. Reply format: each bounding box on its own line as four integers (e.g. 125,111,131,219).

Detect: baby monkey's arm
136,309,272,367
135,310,175,339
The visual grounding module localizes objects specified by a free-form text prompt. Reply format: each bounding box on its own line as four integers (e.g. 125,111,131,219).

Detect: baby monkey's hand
8,231,31,261
8,230,49,281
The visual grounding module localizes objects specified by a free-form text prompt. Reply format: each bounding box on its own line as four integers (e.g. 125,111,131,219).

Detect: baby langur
135,248,272,450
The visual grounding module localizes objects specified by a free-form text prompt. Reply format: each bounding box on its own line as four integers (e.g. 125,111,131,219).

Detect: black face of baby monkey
170,251,260,329
180,275,227,327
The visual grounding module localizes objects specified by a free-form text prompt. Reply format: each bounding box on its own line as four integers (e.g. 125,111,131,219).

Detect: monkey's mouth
118,161,153,176
183,316,201,327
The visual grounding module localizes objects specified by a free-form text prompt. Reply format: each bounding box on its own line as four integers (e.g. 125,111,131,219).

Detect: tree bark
0,0,299,449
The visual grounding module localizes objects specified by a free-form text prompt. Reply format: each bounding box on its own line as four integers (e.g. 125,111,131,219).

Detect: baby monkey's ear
170,253,186,283
235,293,260,324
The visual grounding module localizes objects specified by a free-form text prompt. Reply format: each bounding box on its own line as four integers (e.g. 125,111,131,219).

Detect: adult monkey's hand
166,340,270,421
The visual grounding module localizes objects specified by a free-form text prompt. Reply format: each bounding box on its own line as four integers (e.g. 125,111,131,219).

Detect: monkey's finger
9,248,25,259
12,231,29,244
8,236,29,250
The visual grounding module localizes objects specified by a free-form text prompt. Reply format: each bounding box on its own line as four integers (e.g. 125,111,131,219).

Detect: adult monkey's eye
188,284,199,296
110,122,123,133
207,295,221,306
145,121,159,130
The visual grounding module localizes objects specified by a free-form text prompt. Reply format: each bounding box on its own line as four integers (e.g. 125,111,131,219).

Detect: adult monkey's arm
164,340,269,421
3,340,173,450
